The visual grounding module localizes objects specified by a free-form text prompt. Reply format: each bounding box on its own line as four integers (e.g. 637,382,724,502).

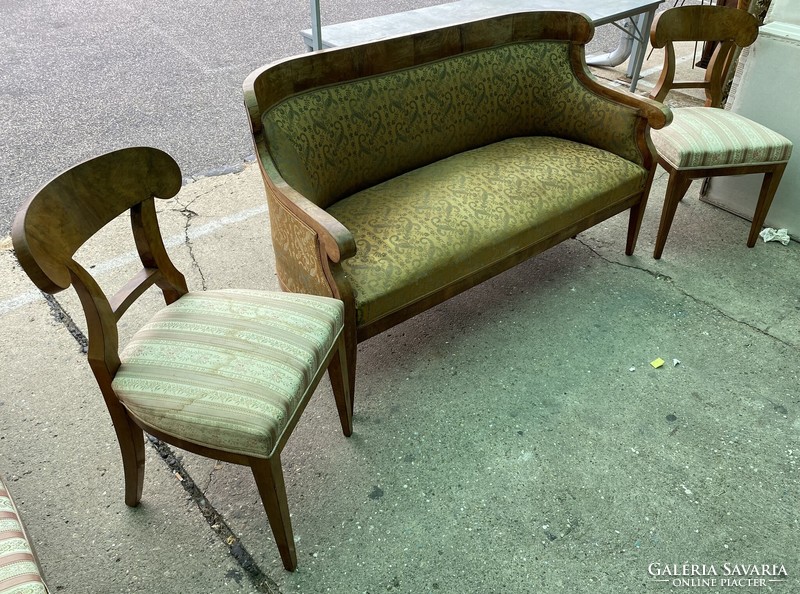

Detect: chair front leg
251,455,297,571
97,377,146,506
105,399,145,507
327,334,353,436
654,171,694,259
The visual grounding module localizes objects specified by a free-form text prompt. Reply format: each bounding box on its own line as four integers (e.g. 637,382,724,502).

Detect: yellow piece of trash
650,358,665,369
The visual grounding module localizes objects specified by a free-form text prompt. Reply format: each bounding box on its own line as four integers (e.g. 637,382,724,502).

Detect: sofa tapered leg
626,168,656,256
339,306,358,413
626,200,647,256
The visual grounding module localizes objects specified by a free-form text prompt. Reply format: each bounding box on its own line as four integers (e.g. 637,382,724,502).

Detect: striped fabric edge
0,555,47,594
660,157,791,172
0,483,47,594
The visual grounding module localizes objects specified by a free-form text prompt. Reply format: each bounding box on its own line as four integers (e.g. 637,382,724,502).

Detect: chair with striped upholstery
648,4,792,258
11,147,353,571
0,475,48,593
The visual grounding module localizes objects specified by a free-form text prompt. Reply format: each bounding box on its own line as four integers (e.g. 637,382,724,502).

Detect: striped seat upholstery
651,107,793,170
0,476,48,594
112,290,344,459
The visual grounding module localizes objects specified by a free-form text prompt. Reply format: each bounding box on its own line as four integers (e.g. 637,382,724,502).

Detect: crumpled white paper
759,227,791,246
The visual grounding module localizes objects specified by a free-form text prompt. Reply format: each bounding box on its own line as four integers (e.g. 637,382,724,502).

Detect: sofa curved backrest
244,11,652,209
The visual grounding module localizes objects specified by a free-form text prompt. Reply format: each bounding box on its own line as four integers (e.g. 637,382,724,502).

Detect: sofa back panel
262,41,642,209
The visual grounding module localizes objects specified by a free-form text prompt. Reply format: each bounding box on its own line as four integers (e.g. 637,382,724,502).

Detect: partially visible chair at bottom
0,474,49,593
11,147,353,571
647,5,793,258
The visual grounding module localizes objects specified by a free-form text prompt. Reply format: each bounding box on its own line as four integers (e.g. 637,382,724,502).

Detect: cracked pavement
574,234,799,351
175,196,209,292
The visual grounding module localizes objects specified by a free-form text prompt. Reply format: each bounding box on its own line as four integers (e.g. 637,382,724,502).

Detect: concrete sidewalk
2,49,799,594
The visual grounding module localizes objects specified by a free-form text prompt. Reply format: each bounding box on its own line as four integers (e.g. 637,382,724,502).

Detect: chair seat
0,477,47,594
112,290,343,459
651,106,792,170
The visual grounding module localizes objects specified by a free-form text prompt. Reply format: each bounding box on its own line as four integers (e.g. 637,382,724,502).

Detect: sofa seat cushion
651,107,792,170
112,290,343,459
327,136,645,325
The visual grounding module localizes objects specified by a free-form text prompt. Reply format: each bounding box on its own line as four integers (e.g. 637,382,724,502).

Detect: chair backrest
648,5,758,107
12,147,189,381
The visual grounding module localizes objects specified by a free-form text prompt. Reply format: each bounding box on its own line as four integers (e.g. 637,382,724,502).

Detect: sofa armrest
269,176,356,265
580,73,672,131
256,154,356,300
562,56,673,169
243,88,357,266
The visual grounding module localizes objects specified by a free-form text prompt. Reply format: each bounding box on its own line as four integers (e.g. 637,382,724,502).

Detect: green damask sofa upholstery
243,11,670,398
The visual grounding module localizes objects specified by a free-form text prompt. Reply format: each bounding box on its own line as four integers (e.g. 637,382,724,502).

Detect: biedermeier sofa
243,11,670,398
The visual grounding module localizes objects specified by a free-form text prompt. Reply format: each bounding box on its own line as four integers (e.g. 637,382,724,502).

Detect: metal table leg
310,0,322,51
627,8,657,91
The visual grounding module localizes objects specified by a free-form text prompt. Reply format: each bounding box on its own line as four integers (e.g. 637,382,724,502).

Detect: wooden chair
11,147,353,571
648,5,793,258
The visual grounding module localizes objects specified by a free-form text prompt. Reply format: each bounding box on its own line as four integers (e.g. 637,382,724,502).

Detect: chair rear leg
748,163,787,248
654,172,694,259
252,456,297,571
327,335,353,436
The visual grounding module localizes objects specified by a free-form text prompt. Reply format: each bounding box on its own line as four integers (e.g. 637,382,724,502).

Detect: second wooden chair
648,5,792,258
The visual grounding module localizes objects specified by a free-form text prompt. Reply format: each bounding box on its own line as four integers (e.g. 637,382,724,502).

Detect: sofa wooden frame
243,11,670,399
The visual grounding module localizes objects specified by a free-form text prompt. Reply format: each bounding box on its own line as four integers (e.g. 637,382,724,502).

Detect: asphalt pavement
0,0,685,236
